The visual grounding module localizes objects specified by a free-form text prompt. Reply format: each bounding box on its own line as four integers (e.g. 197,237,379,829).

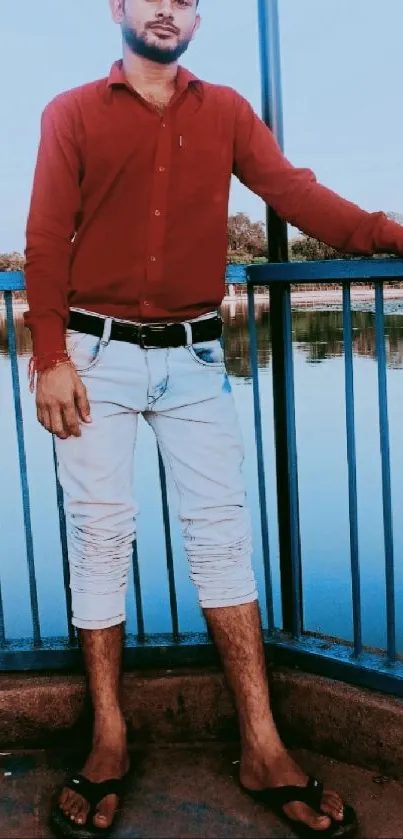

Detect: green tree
290,212,403,262
227,213,267,260
289,236,350,261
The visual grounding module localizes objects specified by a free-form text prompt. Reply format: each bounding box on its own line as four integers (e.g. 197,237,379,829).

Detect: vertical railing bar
257,0,288,264
51,438,76,646
374,282,396,664
0,556,6,647
342,283,362,657
247,283,275,631
281,285,303,638
257,0,285,150
131,539,145,641
4,291,41,646
257,0,304,636
157,449,179,640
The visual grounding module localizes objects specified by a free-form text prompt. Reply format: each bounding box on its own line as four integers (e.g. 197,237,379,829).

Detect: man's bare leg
204,601,345,832
59,624,129,829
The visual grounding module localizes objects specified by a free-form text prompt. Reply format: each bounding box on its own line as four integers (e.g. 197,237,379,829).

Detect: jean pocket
65,330,104,373
187,339,225,368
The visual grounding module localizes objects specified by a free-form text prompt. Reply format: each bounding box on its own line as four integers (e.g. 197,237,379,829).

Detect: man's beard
122,22,192,65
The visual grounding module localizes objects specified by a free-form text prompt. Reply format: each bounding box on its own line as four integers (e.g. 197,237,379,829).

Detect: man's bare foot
58,715,129,830
240,748,345,832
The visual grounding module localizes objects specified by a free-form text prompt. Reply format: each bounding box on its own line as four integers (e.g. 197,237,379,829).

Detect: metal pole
256,0,303,635
257,0,288,261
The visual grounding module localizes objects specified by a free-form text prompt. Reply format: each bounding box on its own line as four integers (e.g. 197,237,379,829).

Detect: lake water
2,266,403,652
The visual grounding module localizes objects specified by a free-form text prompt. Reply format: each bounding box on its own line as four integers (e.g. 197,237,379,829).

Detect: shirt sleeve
24,96,83,358
233,92,403,257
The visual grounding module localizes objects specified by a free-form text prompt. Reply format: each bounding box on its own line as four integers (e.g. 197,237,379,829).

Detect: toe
284,802,332,832
93,813,109,830
68,793,89,825
69,799,81,822
321,791,345,821
73,801,87,826
93,794,118,830
59,790,72,816
59,788,69,809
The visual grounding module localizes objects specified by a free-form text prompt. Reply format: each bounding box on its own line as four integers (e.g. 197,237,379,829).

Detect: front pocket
65,330,103,373
176,140,230,193
187,340,225,368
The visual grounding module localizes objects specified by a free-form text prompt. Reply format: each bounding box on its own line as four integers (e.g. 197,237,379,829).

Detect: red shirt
25,60,403,360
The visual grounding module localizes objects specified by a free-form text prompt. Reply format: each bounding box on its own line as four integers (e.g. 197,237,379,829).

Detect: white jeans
55,311,257,629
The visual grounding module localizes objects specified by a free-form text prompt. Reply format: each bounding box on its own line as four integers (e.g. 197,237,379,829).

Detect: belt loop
101,317,113,346
183,321,193,346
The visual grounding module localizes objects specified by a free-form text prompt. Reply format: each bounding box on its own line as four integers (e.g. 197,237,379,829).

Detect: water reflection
224,302,403,371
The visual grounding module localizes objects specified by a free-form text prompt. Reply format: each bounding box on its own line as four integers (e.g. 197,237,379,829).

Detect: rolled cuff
199,590,258,609
23,310,67,358
71,590,126,629
376,216,403,256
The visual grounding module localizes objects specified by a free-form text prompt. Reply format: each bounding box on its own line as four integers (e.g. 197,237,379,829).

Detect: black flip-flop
240,775,358,838
50,771,129,838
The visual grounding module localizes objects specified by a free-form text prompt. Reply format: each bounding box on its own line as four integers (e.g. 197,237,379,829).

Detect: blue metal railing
3,282,41,647
342,283,362,657
246,258,403,697
3,263,403,699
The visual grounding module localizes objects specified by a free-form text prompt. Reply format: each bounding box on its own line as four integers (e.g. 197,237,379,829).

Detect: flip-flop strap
65,774,124,808
246,776,325,812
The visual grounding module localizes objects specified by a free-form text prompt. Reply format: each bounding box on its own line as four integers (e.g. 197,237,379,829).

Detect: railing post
257,0,303,635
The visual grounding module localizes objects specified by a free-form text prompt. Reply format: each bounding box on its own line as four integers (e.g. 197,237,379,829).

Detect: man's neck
122,46,178,93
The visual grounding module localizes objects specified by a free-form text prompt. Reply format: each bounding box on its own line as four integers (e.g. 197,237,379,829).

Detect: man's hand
36,362,92,439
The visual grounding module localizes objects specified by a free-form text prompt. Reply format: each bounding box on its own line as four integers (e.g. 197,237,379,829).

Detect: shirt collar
107,60,204,99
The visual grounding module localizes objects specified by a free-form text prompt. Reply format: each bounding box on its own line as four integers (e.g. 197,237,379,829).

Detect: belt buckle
138,323,166,349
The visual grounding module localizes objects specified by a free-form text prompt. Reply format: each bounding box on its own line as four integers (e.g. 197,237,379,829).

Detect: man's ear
109,0,125,25
191,15,201,42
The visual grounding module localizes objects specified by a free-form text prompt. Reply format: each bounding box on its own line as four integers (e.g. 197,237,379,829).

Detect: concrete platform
3,668,403,780
1,744,403,839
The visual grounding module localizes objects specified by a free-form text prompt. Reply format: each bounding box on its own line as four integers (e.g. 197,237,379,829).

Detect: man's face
110,0,200,65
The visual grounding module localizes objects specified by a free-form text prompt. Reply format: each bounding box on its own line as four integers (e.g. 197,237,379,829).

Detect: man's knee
67,522,135,628
186,510,258,608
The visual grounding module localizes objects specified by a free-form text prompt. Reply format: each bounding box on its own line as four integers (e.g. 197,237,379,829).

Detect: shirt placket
140,114,172,315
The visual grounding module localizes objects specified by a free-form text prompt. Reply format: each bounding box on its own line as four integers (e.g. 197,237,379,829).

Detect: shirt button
162,123,166,128
154,210,161,217
150,256,156,262
158,166,166,173
143,301,150,307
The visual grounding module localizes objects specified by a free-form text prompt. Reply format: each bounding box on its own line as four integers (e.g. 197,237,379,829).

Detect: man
24,1,403,837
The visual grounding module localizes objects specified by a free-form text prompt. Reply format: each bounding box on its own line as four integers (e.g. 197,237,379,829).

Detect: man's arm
24,95,83,369
24,97,91,439
233,93,403,256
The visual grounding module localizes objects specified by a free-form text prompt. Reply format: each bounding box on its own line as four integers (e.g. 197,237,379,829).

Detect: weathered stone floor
1,743,403,838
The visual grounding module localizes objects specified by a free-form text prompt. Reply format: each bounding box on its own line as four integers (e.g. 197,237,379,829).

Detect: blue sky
1,0,402,252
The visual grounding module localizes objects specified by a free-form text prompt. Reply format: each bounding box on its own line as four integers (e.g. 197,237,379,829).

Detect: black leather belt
67,310,222,349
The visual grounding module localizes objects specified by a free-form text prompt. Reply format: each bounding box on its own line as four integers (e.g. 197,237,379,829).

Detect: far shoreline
223,287,403,305
2,286,403,314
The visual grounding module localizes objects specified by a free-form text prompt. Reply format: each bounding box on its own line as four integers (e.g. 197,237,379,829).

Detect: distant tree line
227,210,403,264
0,252,25,272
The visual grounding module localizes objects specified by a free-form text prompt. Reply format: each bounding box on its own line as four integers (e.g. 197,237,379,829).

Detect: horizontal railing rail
3,262,403,698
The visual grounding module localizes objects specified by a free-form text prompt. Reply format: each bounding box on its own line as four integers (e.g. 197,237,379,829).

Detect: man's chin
122,25,190,65
145,46,180,65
